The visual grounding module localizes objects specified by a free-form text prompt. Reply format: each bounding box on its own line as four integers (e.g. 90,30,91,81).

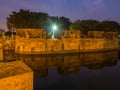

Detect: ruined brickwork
87,31,105,38
14,29,119,54
59,30,81,39
105,31,118,39
3,38,15,50
87,31,118,39
0,29,119,53
0,32,15,50
16,29,47,39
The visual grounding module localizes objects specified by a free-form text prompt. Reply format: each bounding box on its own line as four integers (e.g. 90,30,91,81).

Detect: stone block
0,61,33,90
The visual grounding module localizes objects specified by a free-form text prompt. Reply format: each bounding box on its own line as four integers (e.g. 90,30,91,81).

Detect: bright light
53,24,57,31
52,24,57,39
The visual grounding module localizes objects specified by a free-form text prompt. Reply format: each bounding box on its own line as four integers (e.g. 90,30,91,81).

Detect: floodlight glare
52,24,57,39
53,24,57,31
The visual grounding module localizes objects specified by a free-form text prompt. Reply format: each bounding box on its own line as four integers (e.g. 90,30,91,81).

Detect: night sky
0,0,120,31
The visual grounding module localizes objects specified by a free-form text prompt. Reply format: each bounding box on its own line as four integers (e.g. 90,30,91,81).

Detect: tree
70,20,100,35
45,16,71,30
45,16,71,38
70,20,82,30
6,9,49,32
99,20,120,33
7,9,71,33
59,16,71,30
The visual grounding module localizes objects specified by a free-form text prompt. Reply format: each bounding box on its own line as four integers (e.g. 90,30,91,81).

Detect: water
2,50,120,90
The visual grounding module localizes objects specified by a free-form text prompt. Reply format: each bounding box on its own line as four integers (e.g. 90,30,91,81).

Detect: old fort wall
0,29,119,54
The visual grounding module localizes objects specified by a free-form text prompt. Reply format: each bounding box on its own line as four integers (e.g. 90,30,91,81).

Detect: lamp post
52,24,57,39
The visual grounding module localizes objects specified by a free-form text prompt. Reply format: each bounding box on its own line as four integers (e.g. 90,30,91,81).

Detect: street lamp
52,24,57,39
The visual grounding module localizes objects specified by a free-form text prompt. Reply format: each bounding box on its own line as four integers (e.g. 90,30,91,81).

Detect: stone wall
46,39,63,51
15,38,119,54
87,31,104,38
15,38,63,53
0,29,119,53
0,34,15,50
59,30,81,39
87,31,118,39
3,38,15,50
15,38,46,53
16,29,46,39
0,61,33,90
62,38,80,50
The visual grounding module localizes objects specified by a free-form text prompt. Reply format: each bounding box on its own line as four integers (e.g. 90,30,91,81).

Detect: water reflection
2,50,119,77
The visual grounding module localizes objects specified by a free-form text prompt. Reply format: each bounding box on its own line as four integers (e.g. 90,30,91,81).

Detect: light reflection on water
2,50,120,90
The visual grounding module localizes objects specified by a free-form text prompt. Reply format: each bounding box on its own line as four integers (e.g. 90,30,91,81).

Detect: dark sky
0,0,120,31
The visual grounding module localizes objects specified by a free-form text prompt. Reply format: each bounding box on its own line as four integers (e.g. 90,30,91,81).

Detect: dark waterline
2,50,120,90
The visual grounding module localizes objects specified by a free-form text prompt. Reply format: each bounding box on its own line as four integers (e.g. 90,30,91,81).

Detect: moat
2,50,120,90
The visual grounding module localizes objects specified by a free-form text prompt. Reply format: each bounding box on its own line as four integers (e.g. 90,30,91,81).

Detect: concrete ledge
0,61,33,90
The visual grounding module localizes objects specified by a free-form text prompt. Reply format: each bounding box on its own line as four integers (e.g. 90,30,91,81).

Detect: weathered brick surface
15,38,119,53
0,29,119,53
0,61,33,90
16,29,47,38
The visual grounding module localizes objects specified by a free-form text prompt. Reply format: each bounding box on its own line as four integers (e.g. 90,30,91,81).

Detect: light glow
52,24,57,39
53,24,57,31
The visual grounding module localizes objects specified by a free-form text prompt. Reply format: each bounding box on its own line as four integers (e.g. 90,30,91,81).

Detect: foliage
7,9,48,31
6,9,71,33
6,9,120,35
70,20,100,35
46,16,71,33
70,20,120,35
99,20,120,32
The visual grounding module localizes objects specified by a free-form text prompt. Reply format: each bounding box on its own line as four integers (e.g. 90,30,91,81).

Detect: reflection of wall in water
80,53,104,65
81,51,118,70
57,54,81,75
19,55,48,78
19,54,63,77
57,52,118,75
103,51,118,66
85,54,105,70
2,50,119,77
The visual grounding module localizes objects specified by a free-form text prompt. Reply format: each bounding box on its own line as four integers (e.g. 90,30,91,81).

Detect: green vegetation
70,20,100,35
6,9,120,35
70,20,120,35
6,9,71,32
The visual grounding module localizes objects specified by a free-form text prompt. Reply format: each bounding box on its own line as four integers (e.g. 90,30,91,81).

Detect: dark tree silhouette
7,9,48,31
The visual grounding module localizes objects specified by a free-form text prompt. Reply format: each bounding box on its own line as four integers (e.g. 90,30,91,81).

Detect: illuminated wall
0,29,119,53
0,61,33,90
